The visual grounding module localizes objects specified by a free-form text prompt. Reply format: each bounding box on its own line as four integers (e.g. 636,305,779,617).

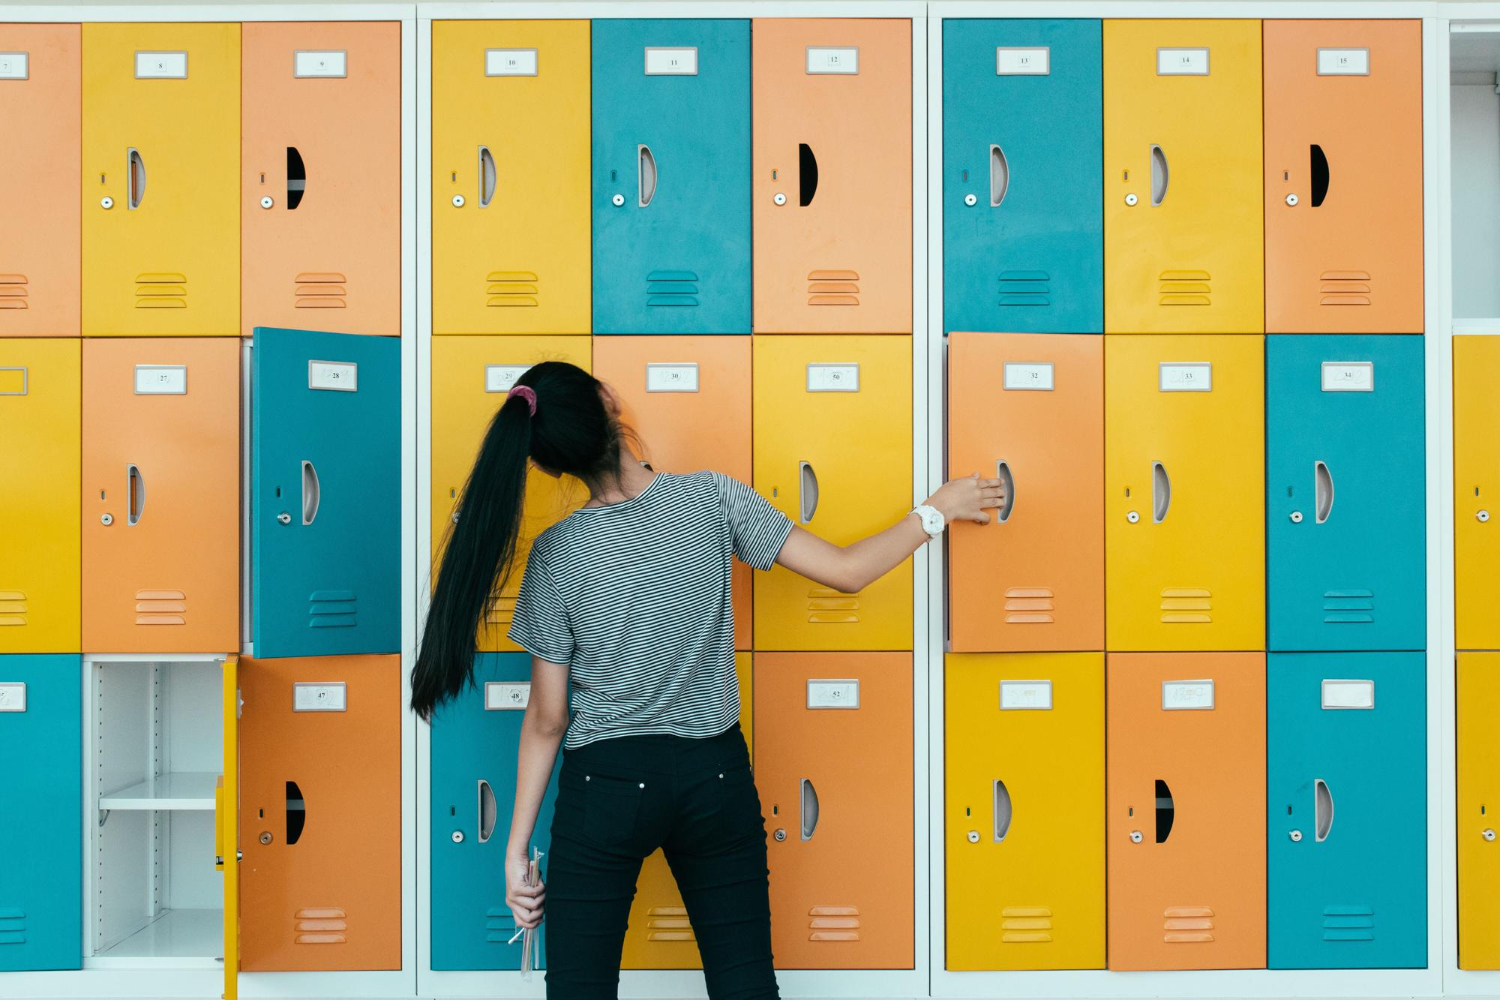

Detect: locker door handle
1155,779,1174,843
798,461,819,524
1314,461,1334,524
1149,145,1169,206
127,148,146,209
478,146,497,208
637,144,657,207
1310,144,1330,208
301,461,321,526
286,146,306,210
993,779,1012,842
995,461,1015,524
1152,462,1170,523
477,779,497,845
127,464,146,526
798,143,818,206
799,778,819,841
1314,778,1334,842
989,144,1009,208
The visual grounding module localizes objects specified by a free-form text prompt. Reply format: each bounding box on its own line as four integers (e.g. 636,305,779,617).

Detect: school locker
250,327,399,658
942,20,1103,335
82,338,239,653
241,22,402,338
430,653,561,970
82,23,240,336
752,336,912,651
1106,651,1266,971
752,19,912,334
592,19,751,335
1263,20,1423,334
1455,336,1500,649
1266,335,1425,651
621,653,751,969
947,333,1103,652
1267,651,1425,969
0,340,80,653
593,335,752,650
945,653,1105,971
755,652,913,969
430,336,591,652
431,20,591,335
238,653,400,971
1459,652,1500,968
0,654,82,971
1104,336,1265,651
0,25,80,336
1102,20,1264,334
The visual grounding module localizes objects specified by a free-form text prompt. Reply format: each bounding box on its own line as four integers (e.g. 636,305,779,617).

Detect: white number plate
486,48,538,77
485,364,529,393
135,364,187,395
1003,362,1054,391
486,682,531,710
645,47,698,75
997,47,1049,76
806,47,859,75
295,50,348,78
1318,48,1370,76
308,360,357,392
1000,680,1053,710
646,363,699,392
1321,361,1374,392
1162,680,1215,710
0,53,29,80
806,679,860,709
806,363,859,392
293,682,347,712
1159,362,1212,392
136,51,188,79
1157,47,1209,76
0,682,25,713
1322,679,1375,710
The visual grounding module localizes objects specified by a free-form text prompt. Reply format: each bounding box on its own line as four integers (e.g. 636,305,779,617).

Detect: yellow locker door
431,21,590,335
1104,336,1265,651
430,336,591,651
752,335,912,651
945,653,1105,971
216,654,239,1000
81,24,240,336
0,339,81,653
1103,20,1264,334
1459,652,1500,969
1456,336,1500,649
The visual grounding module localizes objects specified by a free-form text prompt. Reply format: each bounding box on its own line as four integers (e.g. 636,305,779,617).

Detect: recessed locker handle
993,779,1012,842
126,464,146,526
301,461,321,526
1310,144,1330,208
477,780,498,844
1314,778,1334,842
799,461,819,524
800,778,820,841
989,144,1009,207
995,461,1015,524
478,146,497,208
798,143,818,207
1149,145,1169,206
127,148,146,209
1155,778,1175,843
637,144,657,207
286,146,306,210
1314,461,1334,524
1152,462,1171,523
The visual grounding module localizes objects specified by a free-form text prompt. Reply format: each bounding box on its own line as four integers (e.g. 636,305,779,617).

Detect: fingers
971,511,991,525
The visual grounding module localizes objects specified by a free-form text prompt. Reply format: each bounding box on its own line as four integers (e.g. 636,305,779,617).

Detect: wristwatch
911,504,945,540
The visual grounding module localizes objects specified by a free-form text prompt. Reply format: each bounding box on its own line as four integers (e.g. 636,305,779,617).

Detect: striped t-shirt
508,470,794,749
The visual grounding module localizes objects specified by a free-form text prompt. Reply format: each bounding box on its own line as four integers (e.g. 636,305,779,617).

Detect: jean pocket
715,763,765,843
582,772,644,851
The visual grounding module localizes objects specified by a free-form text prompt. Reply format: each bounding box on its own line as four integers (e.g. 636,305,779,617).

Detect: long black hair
412,361,623,719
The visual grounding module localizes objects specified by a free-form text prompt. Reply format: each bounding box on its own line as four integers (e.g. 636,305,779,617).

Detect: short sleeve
714,473,794,571
506,550,574,664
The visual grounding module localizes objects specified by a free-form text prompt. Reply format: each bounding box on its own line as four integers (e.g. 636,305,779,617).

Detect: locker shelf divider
98,772,219,812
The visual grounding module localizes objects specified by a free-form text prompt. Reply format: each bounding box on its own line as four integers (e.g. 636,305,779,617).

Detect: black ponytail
412,361,621,719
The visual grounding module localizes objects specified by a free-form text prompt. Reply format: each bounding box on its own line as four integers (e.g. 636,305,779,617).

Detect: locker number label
485,364,531,393
134,364,187,395
1000,680,1053,711
1003,362,1055,391
1321,361,1374,392
806,364,860,393
1322,679,1375,710
646,363,700,393
0,367,27,395
0,53,28,80
1159,362,1212,392
293,682,347,712
294,50,348,79
806,47,859,75
0,683,25,713
996,47,1050,76
1318,48,1370,76
486,681,531,711
486,48,538,77
806,679,860,710
644,47,699,76
135,51,188,79
308,360,358,392
1161,679,1215,710
1157,47,1209,76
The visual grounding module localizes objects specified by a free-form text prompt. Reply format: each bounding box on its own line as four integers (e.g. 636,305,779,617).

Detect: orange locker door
947,333,1104,652
1106,652,1267,970
239,654,401,971
1263,20,1422,334
754,652,913,969
751,19,911,334
592,336,753,651
0,26,80,336
241,23,401,337
81,339,239,653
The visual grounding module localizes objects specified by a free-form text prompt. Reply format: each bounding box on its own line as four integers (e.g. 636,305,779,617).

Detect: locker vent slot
1160,588,1211,624
293,907,348,945
1003,587,1054,623
1322,904,1374,942
487,271,539,308
807,905,860,942
0,590,26,628
646,269,699,308
1163,906,1214,943
485,595,518,628
308,589,357,629
1000,906,1053,944
808,269,859,307
135,272,187,310
646,905,696,941
484,906,517,943
1159,270,1211,307
295,272,348,310
1320,270,1371,307
134,589,186,626
0,908,25,946
807,586,859,624
998,270,1050,308
0,274,27,310
1322,589,1374,624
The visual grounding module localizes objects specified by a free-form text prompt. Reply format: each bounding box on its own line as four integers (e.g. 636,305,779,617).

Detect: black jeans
544,724,779,1000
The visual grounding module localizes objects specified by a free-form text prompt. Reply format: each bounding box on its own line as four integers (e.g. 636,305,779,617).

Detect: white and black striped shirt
508,471,793,749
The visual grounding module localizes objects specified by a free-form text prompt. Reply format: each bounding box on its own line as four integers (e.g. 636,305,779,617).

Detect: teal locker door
942,19,1102,334
430,653,560,970
1267,651,1425,969
592,18,751,334
1266,335,1425,651
0,655,82,971
251,327,400,658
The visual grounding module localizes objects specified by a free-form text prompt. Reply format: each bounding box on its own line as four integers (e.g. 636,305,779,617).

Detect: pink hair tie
507,384,538,416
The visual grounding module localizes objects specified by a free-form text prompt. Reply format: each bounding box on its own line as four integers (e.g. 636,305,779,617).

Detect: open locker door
216,653,240,1000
